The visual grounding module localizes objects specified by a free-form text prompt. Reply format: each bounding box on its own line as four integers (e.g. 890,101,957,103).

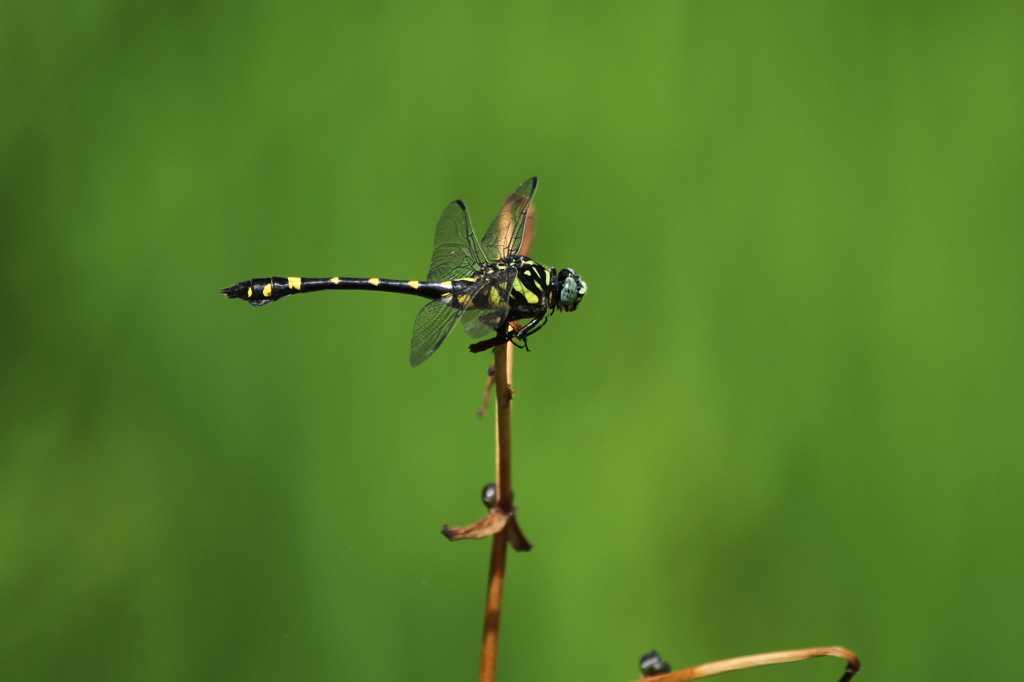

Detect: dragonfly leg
512,314,550,351
470,312,548,355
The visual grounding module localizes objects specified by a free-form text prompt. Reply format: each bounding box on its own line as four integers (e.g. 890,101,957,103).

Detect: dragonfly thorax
453,256,586,321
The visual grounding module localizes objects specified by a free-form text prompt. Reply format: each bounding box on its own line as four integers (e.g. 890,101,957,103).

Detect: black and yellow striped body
484,256,554,320
222,255,557,323
221,176,587,365
222,275,454,306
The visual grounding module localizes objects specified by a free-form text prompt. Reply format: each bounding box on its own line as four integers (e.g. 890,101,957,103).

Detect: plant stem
479,525,508,682
494,342,513,511
638,647,860,682
479,341,513,682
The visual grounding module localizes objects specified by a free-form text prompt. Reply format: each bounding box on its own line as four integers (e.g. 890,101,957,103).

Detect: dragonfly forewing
480,177,537,261
427,200,488,281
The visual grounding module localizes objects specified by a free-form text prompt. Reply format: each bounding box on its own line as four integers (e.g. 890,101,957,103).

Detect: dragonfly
221,178,587,366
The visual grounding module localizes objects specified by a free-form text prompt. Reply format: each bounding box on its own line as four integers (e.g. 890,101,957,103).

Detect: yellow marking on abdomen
440,281,453,290
247,286,253,298
330,277,340,284
408,281,420,289
262,282,273,297
368,277,381,286
288,277,302,290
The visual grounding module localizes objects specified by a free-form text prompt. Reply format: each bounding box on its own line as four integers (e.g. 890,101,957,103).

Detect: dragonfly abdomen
221,276,454,306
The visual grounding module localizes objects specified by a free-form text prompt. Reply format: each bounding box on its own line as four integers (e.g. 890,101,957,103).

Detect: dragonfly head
556,268,587,312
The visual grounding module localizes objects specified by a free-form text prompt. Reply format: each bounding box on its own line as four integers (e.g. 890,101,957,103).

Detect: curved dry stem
477,368,496,419
442,509,509,541
637,647,860,682
504,516,532,552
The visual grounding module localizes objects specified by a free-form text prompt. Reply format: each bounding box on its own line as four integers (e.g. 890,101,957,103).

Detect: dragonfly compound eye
558,268,586,311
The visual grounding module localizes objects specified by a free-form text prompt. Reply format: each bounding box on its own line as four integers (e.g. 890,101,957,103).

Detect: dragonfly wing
460,267,517,338
428,200,488,281
480,178,537,261
461,309,500,339
410,298,463,366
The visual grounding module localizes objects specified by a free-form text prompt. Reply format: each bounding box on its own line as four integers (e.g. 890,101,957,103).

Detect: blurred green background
2,2,1022,681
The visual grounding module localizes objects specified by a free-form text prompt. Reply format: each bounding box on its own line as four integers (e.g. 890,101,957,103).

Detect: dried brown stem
479,341,514,682
638,647,860,682
504,516,533,552
441,507,532,549
494,342,513,512
479,524,508,682
441,509,509,541
476,367,496,419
